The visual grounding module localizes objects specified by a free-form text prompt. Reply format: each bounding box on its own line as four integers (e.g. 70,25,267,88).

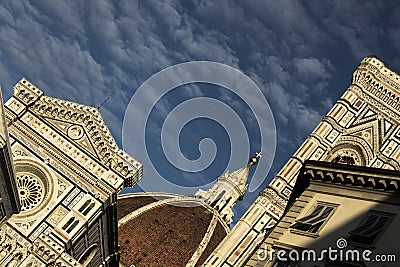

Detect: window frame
290,201,338,237
348,210,394,248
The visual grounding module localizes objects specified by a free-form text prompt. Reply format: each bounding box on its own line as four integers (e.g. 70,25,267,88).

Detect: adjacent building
249,160,400,266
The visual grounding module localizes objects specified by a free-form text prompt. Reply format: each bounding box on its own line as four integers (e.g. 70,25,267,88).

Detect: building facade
0,78,142,266
250,160,400,267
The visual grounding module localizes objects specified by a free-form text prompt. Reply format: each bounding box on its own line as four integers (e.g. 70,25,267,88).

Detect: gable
8,78,142,187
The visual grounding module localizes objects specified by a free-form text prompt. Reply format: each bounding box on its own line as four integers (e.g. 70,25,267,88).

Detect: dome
117,193,229,267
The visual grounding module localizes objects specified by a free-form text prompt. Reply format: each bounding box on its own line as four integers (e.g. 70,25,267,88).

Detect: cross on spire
256,152,262,158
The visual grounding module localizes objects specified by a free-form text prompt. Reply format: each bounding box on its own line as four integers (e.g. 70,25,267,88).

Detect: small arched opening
78,244,99,267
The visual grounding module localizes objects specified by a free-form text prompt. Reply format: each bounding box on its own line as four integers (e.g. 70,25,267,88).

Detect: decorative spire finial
248,152,261,166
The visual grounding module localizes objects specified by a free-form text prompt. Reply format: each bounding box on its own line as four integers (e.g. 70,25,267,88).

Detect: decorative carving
6,78,143,193
16,174,45,212
326,142,369,166
13,78,43,106
7,247,28,267
259,188,287,209
353,73,400,114
48,206,68,227
28,94,141,184
12,149,27,157
351,85,400,122
13,159,53,216
304,161,400,191
0,242,13,262
66,125,84,140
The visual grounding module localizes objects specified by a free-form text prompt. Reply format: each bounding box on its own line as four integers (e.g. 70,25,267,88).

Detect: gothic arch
325,141,370,166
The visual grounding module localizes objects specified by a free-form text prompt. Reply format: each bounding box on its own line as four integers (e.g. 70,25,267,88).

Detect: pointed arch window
210,190,226,207
82,202,95,216
78,199,95,216
62,217,79,234
66,219,79,233
78,200,91,213
62,217,75,231
219,196,232,212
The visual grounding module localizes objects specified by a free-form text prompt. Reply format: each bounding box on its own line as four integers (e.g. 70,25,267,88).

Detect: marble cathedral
0,78,142,266
0,55,399,267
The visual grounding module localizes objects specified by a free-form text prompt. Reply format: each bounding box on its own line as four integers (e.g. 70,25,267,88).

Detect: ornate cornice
10,78,142,187
302,160,400,192
259,187,287,210
352,56,400,119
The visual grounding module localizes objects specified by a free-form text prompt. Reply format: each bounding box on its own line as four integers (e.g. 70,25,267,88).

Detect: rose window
16,173,45,211
14,162,50,213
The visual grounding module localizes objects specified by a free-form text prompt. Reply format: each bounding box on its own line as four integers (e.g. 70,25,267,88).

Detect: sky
0,0,400,224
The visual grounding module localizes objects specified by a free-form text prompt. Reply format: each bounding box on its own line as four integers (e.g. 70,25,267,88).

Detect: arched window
219,196,232,212
78,200,95,216
79,244,99,267
82,202,95,216
210,190,226,207
62,217,75,230
78,200,91,213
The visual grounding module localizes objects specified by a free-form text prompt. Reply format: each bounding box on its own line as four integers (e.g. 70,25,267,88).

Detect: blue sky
0,0,399,224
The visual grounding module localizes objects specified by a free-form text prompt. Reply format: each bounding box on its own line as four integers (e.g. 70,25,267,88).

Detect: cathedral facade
0,78,142,266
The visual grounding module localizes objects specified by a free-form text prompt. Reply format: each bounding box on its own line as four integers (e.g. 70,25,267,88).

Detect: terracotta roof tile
117,196,158,220
118,197,228,267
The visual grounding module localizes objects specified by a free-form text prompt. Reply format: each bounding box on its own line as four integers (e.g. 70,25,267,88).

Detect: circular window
16,173,45,211
14,161,51,213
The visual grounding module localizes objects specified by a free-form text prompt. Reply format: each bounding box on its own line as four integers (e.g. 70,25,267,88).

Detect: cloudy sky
1,0,399,223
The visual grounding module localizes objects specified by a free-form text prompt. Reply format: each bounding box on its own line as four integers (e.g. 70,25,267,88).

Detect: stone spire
195,155,259,225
